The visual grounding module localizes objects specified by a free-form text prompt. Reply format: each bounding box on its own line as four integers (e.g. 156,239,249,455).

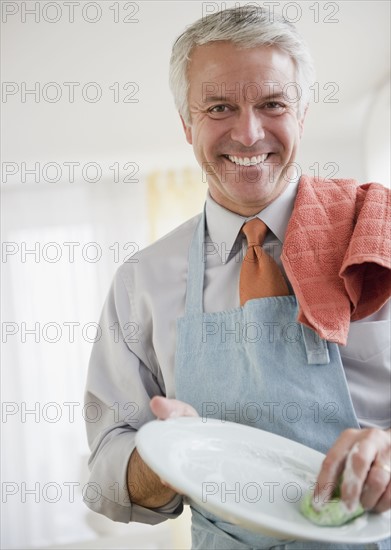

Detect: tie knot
241,218,268,247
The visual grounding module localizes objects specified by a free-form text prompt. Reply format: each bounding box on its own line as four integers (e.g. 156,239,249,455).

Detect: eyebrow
202,92,286,103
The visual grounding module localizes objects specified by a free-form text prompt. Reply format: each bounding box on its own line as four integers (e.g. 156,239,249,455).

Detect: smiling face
181,41,307,216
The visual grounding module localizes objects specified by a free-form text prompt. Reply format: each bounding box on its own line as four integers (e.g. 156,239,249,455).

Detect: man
84,6,390,549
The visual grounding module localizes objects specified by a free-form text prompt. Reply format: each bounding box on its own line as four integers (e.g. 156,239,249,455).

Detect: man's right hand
150,395,198,419
127,396,198,509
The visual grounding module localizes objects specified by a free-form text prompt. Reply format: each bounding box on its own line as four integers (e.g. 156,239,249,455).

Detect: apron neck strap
184,205,330,366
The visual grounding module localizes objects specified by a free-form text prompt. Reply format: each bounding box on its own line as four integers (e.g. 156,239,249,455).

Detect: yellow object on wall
147,167,208,243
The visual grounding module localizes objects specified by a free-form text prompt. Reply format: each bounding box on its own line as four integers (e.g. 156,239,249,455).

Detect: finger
340,432,385,510
313,429,357,507
340,440,375,510
150,396,198,420
372,480,391,513
361,464,391,510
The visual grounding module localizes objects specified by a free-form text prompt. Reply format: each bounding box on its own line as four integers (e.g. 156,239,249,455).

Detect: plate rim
136,417,391,544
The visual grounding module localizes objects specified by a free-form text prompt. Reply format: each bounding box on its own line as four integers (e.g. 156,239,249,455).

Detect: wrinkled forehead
187,41,299,104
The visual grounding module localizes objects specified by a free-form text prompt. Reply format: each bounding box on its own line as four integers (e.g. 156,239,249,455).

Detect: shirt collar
205,193,245,261
258,176,300,242
205,177,300,262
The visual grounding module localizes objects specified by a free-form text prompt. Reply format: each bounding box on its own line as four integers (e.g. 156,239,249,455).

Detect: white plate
136,417,391,544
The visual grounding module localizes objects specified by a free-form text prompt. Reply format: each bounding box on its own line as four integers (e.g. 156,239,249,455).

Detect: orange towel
282,176,391,345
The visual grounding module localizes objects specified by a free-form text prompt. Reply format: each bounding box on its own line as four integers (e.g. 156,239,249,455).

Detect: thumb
150,396,198,420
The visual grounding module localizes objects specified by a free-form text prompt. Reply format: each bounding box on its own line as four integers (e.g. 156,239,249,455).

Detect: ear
180,115,193,145
298,104,309,139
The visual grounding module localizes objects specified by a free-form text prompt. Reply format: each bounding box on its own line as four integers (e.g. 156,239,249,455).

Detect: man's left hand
314,428,391,513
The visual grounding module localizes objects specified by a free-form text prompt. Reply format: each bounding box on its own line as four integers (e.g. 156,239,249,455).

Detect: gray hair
169,5,315,124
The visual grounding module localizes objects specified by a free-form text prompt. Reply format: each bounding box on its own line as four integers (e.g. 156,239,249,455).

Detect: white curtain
1,170,203,549
2,179,148,548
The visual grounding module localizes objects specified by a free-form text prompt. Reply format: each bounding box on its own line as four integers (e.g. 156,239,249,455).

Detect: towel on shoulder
282,175,391,345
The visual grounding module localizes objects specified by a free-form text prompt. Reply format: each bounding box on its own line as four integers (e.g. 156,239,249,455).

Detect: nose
230,108,265,147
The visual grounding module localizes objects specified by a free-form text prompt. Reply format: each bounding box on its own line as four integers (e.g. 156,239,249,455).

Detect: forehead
187,41,297,99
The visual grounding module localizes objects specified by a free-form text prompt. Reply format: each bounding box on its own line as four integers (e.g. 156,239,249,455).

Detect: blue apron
175,209,390,550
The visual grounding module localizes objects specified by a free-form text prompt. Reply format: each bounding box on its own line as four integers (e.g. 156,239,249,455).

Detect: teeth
227,154,268,166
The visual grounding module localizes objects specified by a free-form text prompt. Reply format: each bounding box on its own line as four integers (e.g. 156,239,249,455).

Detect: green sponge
300,482,365,526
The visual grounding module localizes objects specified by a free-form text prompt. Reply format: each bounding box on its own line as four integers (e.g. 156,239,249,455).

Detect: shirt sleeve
83,266,183,523
338,301,391,429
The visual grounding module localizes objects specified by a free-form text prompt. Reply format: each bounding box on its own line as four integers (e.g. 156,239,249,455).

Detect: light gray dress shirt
84,178,390,525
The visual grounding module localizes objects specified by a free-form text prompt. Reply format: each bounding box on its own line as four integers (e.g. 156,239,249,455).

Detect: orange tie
239,218,289,305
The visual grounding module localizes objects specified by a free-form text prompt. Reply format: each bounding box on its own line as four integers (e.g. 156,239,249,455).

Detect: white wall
2,1,390,177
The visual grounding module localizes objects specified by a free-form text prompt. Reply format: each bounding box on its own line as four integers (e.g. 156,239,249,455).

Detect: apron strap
185,205,332,366
301,324,330,365
184,207,206,316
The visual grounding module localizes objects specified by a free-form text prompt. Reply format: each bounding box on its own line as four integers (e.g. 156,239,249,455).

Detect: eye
207,104,234,119
263,101,286,111
208,104,230,113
